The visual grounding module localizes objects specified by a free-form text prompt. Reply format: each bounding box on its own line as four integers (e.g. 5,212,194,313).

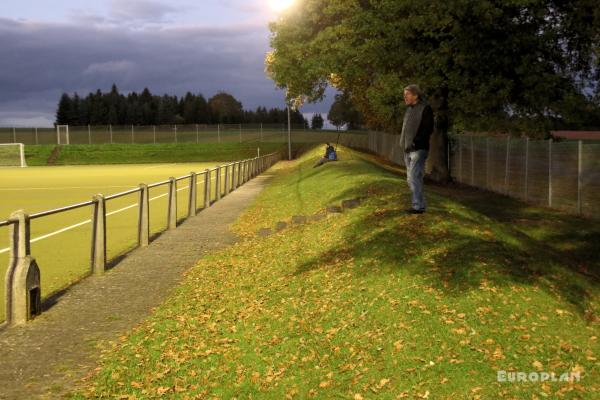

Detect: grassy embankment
74,147,598,399
24,142,284,166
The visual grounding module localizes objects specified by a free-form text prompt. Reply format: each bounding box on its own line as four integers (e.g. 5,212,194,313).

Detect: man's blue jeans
404,150,428,211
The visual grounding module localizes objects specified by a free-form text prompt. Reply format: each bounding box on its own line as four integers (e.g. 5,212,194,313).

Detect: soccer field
0,162,224,322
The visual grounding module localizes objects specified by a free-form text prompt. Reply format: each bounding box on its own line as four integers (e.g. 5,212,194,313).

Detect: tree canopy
55,85,309,126
266,0,600,135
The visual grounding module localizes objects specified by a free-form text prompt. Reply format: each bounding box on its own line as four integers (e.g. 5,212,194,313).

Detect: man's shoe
405,208,425,214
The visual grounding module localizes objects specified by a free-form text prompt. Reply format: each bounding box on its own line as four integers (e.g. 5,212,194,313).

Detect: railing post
231,163,237,190
214,166,221,200
237,161,242,186
204,169,211,208
167,177,177,229
138,184,149,247
189,173,197,217
5,210,41,325
91,195,107,275
548,139,553,207
578,140,583,215
224,165,230,195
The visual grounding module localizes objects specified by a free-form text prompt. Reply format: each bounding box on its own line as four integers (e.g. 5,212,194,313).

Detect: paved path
0,174,273,399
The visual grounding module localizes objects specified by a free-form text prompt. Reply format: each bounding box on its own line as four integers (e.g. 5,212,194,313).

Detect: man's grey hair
404,84,424,99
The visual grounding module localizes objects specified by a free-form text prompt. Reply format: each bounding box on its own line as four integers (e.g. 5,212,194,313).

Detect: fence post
91,194,106,275
138,184,149,247
174,125,178,144
470,135,475,185
196,124,199,143
260,123,263,142
109,125,113,144
204,169,211,208
87,125,91,144
153,126,156,144
189,173,197,217
215,166,222,200
131,125,134,144
485,137,490,189
524,137,529,201
13,127,16,143
237,161,242,187
224,165,230,195
35,127,39,145
578,140,583,215
239,124,242,143
167,177,177,230
218,124,221,143
504,136,511,195
5,210,41,325
548,139,553,207
458,135,463,183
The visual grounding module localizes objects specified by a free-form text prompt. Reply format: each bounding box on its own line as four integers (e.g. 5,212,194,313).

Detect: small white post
19,143,26,168
204,169,211,208
215,166,222,200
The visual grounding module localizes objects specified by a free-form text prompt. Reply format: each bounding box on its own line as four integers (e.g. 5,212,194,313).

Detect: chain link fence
368,131,600,218
0,124,370,148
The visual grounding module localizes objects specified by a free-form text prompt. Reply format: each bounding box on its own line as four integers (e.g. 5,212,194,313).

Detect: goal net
0,143,27,167
56,125,70,145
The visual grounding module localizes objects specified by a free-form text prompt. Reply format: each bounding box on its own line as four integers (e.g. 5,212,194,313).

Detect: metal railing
1,151,283,327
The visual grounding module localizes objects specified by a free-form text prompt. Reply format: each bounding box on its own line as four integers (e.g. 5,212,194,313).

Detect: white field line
0,186,134,191
0,175,220,255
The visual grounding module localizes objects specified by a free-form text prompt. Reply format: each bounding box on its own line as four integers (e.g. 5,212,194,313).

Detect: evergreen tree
311,113,324,130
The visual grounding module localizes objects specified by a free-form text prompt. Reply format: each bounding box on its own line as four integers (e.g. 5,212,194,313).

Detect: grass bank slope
74,147,599,399
25,142,283,166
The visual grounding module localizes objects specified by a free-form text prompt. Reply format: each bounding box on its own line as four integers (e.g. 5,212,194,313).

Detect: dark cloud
0,18,301,126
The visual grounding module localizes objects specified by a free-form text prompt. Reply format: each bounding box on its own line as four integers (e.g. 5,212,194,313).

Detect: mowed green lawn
0,162,229,322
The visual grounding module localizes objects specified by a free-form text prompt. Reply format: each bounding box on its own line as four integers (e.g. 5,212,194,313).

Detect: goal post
0,143,27,167
56,125,70,145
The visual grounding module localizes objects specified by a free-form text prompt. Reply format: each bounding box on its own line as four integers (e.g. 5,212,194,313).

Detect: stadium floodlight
56,125,70,145
0,143,27,167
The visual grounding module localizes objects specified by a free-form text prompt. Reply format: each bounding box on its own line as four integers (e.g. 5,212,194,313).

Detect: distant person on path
313,143,337,167
399,84,434,214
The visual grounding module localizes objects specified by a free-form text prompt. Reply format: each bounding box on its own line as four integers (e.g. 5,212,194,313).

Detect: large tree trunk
427,86,450,183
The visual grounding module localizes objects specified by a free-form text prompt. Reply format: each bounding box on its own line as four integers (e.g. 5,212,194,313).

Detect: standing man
399,84,434,214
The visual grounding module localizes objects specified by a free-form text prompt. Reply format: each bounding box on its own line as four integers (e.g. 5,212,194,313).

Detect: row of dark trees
55,85,308,126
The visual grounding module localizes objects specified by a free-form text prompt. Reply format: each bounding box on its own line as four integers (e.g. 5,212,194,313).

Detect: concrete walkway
0,174,273,399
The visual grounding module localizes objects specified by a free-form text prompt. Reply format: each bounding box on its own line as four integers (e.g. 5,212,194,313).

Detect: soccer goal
0,143,27,167
56,125,70,145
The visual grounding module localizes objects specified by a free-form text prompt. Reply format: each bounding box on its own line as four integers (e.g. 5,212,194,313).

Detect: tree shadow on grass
293,179,599,318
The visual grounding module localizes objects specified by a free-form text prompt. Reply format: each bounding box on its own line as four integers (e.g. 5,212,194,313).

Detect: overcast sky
0,0,333,127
